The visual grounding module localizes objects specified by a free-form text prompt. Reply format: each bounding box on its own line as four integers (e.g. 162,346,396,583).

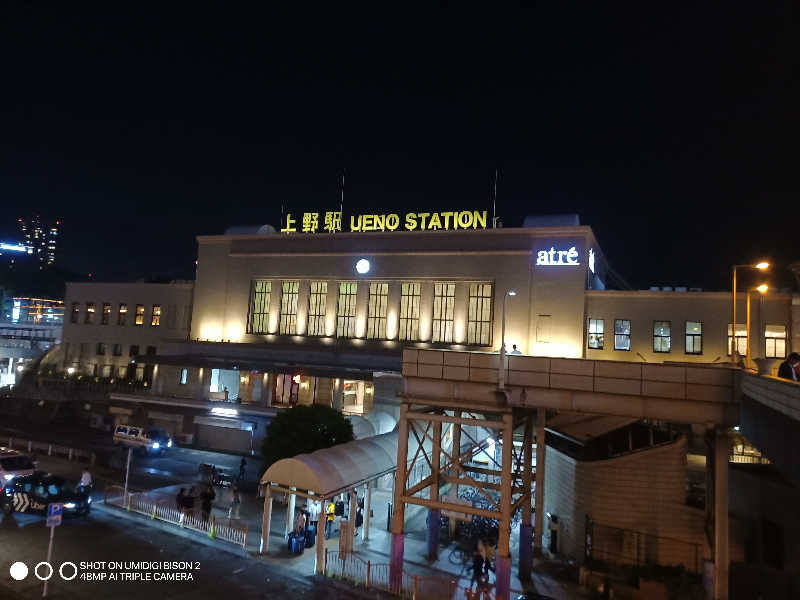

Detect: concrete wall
62,282,194,375
543,436,711,568
586,290,792,364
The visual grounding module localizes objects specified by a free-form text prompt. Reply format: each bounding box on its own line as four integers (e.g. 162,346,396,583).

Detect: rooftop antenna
492,167,500,228
340,170,345,217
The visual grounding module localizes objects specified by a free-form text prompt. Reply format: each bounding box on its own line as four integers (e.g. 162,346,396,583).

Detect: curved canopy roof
260,425,437,498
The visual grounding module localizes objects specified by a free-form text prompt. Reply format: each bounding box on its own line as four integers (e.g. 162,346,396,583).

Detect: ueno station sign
281,210,488,234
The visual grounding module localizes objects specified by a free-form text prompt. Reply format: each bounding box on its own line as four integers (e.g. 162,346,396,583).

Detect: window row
248,280,493,345
587,319,787,358
91,344,157,357
70,302,165,327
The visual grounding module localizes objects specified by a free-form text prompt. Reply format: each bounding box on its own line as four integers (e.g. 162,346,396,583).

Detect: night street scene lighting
0,4,796,600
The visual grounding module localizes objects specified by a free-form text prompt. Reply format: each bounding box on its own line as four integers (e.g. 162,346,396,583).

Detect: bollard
208,516,217,539
152,504,157,520
179,512,185,528
125,493,131,512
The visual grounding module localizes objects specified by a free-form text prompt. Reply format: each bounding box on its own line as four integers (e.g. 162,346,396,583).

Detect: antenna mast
492,167,499,228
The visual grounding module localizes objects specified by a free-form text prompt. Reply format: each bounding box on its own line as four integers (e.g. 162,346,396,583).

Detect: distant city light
0,242,26,253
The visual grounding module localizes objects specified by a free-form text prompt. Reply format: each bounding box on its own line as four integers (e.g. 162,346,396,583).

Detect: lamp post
731,261,769,364
745,284,769,369
498,290,516,390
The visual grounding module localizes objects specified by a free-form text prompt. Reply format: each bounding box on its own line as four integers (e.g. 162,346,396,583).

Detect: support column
496,412,514,600
364,483,372,541
316,497,327,574
390,403,409,592
449,412,461,539
285,486,296,537
714,430,729,600
260,484,273,554
519,413,534,580
533,408,546,555
427,420,442,559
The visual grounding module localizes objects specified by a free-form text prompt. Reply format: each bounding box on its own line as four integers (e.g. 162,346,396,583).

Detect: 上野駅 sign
280,210,488,233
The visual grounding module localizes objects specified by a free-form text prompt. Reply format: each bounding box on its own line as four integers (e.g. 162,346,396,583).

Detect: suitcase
287,531,305,554
304,525,315,548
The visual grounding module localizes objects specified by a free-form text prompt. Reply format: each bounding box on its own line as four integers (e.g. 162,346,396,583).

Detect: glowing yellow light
755,261,769,270
756,284,768,293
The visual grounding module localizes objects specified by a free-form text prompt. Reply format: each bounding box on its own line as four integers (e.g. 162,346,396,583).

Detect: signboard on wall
535,246,580,266
280,210,488,233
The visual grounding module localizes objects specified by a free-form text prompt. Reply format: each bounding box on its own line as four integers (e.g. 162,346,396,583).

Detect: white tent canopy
260,425,440,498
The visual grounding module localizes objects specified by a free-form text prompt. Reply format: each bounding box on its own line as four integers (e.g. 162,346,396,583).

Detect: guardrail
323,549,523,600
3,435,95,464
103,484,247,550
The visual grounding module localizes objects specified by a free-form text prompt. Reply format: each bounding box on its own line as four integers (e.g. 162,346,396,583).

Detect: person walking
228,482,241,519
778,352,800,381
325,500,336,539
201,485,215,521
354,504,363,538
239,457,247,481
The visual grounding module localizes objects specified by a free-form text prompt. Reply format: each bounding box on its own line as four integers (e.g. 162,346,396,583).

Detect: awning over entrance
261,431,400,498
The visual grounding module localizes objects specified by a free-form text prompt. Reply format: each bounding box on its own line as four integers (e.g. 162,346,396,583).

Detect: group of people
175,485,218,521
778,353,800,381
321,495,364,539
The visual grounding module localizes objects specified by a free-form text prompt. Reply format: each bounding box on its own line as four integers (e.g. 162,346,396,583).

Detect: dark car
1,473,91,516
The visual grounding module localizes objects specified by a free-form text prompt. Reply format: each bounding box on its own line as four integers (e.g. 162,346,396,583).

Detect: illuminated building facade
19,213,59,267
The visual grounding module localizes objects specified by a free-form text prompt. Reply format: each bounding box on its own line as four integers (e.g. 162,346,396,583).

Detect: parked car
112,425,172,455
198,463,234,488
1,473,91,516
0,448,36,483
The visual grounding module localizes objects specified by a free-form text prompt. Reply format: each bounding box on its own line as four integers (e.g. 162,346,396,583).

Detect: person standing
228,482,241,519
80,468,93,492
325,500,336,539
239,456,247,481
778,352,800,381
295,507,307,533
201,485,215,521
308,499,321,531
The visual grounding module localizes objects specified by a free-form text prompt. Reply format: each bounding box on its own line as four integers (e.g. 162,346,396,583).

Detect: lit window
134,304,144,326
279,281,299,335
367,282,388,339
118,303,128,326
71,302,79,324
151,305,161,327
727,323,746,356
307,281,328,336
398,282,421,341
686,321,703,355
432,283,455,343
467,283,493,346
101,303,111,325
765,325,786,359
588,318,604,349
614,319,631,351
653,321,671,353
85,302,95,324
248,281,271,334
336,282,358,338
179,368,188,385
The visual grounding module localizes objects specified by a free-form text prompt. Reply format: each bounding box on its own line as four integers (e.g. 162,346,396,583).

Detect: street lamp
498,290,517,389
745,284,769,369
731,261,769,364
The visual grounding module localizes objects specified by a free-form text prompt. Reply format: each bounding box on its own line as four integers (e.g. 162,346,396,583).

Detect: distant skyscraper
19,213,59,268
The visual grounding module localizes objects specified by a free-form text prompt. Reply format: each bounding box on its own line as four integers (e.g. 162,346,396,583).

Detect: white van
112,425,173,455
0,448,36,482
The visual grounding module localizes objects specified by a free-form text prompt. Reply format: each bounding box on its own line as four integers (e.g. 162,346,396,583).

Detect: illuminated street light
731,261,770,364
745,284,770,368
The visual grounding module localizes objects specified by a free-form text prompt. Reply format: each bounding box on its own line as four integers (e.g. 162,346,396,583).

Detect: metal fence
585,516,702,574
3,435,95,463
323,549,523,600
104,484,248,550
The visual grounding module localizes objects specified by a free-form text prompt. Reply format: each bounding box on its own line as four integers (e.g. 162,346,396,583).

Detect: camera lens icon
10,562,29,581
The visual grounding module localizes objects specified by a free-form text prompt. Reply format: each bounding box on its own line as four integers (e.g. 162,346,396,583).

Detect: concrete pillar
316,497,326,574
449,412,461,539
260,485,273,554
390,403,409,591
714,430,729,600
496,412,514,600
427,420,442,559
285,487,296,537
364,483,372,541
533,408,546,555
519,413,534,580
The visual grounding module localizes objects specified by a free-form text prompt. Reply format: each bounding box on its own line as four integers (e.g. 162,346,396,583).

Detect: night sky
0,3,795,291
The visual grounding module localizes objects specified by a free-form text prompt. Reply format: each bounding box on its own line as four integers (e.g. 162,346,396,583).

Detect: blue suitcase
304,525,315,548
288,531,305,554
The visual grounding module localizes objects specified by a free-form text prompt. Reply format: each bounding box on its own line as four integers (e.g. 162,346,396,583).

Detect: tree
260,404,354,472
